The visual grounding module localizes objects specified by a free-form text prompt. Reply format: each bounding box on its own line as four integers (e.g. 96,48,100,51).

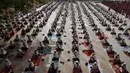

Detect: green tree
0,0,13,18
0,0,51,19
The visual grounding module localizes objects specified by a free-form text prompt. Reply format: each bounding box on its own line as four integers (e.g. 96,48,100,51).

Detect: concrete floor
0,1,130,73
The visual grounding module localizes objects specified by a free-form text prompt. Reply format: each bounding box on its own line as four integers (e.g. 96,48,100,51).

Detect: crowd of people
82,2,129,73
48,2,68,73
0,1,130,73
0,1,62,73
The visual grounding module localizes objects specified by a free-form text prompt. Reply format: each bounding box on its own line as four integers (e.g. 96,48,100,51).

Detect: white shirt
74,61,80,68
114,54,120,60
0,49,7,55
74,50,79,58
107,46,112,52
127,49,130,53
19,48,22,51
53,52,59,58
5,59,11,66
92,63,98,70
28,61,34,68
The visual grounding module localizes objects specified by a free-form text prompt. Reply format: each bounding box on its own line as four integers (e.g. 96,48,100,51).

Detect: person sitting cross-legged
48,63,57,73
87,44,94,54
107,45,116,58
118,25,124,31
123,29,129,36
9,41,15,49
43,36,49,45
111,28,116,35
73,61,82,73
17,48,25,58
106,25,111,31
115,34,122,41
119,63,129,73
0,48,7,57
119,39,127,47
52,50,59,61
25,59,35,72
3,59,12,73
91,62,100,73
89,53,97,64
113,54,121,65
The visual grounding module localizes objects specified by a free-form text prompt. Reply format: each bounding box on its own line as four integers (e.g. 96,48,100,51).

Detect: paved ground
0,1,130,73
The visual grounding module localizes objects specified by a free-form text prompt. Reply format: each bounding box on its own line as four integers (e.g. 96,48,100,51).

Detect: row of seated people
0,59,14,73
83,29,101,73
76,3,102,73
84,3,129,73
89,5,130,71
0,1,60,41
82,23,101,73
77,4,101,73
0,33,29,73
94,3,127,26
91,2,130,38
24,35,52,72
48,38,63,73
72,26,82,73
0,2,62,73
0,9,45,41
18,2,61,71
0,24,44,58
48,3,69,73
22,3,62,70
24,36,50,72
72,4,83,73
83,30,101,73
93,26,129,73
115,33,127,47
90,2,128,30
93,26,128,47
87,53,101,73
106,45,129,73
0,40,28,58
94,26,128,51
24,48,43,72
91,3,130,57
25,2,72,72
47,3,67,38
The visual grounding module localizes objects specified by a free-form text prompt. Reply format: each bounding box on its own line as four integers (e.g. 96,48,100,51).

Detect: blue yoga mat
38,47,52,54
120,46,129,50
48,35,57,38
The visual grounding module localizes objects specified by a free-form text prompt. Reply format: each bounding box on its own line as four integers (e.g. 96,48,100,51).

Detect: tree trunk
4,8,8,17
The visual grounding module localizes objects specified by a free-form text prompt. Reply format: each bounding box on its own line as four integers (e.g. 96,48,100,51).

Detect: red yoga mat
83,50,94,56
83,41,90,47
98,34,108,39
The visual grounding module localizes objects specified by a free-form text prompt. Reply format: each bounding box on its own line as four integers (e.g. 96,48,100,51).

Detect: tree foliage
0,0,51,19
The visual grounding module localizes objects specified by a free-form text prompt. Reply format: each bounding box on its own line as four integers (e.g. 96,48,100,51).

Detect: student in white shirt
0,48,7,56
